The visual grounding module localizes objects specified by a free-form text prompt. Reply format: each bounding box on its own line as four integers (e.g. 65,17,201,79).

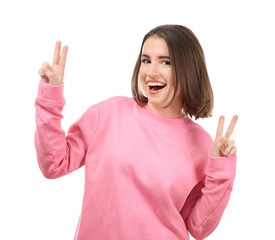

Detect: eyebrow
141,54,170,59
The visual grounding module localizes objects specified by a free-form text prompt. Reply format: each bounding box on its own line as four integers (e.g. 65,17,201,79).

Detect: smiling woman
132,25,213,120
35,24,238,240
139,36,181,118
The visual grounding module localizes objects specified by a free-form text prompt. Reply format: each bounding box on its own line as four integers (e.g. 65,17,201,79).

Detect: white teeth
147,82,166,86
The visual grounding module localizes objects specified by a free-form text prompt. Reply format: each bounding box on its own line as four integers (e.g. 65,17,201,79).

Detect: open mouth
149,85,165,91
148,82,166,91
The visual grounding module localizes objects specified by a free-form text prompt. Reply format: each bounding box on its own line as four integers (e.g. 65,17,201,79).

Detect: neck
147,103,183,118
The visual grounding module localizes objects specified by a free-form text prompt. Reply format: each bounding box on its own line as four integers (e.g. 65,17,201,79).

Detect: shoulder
82,96,137,119
95,96,139,121
98,96,134,105
188,120,212,138
186,119,213,151
183,120,214,174
97,96,135,110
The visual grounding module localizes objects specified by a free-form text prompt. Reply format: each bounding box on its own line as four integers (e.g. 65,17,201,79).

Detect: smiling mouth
149,85,165,91
148,82,166,91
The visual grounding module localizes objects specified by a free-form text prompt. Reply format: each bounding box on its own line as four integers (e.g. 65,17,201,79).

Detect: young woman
35,24,238,240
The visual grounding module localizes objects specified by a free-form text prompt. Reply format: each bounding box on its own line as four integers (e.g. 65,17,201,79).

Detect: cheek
138,67,145,79
138,70,147,90
165,71,175,86
139,71,145,80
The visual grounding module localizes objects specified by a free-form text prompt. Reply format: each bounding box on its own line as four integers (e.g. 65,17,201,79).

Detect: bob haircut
131,24,213,120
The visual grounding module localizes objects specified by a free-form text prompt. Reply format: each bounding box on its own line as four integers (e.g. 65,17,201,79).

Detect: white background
0,0,274,239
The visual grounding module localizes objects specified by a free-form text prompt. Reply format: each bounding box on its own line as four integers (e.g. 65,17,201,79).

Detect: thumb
39,62,55,84
40,68,54,84
38,68,48,84
218,137,229,156
43,68,54,80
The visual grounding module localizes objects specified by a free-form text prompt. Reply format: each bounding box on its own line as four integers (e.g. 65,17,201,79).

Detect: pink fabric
35,81,237,240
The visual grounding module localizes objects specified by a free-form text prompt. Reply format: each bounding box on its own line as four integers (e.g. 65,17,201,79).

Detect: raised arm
35,42,99,179
182,116,238,239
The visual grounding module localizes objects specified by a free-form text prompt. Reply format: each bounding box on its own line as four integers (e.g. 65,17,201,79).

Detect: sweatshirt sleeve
34,81,99,179
181,155,237,240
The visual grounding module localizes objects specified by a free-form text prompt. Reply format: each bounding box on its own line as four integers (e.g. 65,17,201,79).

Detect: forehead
142,36,169,56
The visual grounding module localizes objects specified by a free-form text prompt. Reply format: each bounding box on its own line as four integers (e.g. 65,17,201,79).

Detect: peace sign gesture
210,115,238,158
38,41,68,85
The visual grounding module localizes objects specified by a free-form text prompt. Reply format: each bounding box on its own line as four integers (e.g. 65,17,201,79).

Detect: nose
147,62,159,79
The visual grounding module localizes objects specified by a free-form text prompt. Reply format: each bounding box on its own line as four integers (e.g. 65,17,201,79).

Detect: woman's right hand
38,41,68,85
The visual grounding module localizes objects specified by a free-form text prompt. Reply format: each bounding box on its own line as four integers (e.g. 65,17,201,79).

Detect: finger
223,139,235,156
38,67,47,78
39,67,49,83
44,68,54,78
214,116,224,142
59,45,68,69
52,41,61,65
225,115,238,139
40,62,54,81
41,62,52,75
227,146,237,157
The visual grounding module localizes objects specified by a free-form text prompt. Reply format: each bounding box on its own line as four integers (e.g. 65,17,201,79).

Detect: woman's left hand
210,115,238,158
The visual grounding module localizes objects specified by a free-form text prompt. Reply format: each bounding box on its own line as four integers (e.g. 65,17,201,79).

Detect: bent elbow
189,229,209,240
42,171,58,179
188,217,220,240
40,167,59,179
38,159,65,179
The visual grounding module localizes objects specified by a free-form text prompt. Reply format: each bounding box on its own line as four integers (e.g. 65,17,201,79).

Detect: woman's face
139,35,182,117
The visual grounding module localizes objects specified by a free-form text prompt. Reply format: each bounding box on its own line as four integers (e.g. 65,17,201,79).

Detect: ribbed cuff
37,81,65,104
205,155,237,179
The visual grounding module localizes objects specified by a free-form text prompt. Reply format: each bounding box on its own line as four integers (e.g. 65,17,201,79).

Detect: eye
141,58,151,64
162,60,171,65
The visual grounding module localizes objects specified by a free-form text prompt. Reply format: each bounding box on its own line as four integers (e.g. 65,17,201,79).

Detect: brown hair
131,24,213,119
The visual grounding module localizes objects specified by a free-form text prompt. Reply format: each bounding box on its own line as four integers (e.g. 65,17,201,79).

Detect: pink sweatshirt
34,81,237,240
